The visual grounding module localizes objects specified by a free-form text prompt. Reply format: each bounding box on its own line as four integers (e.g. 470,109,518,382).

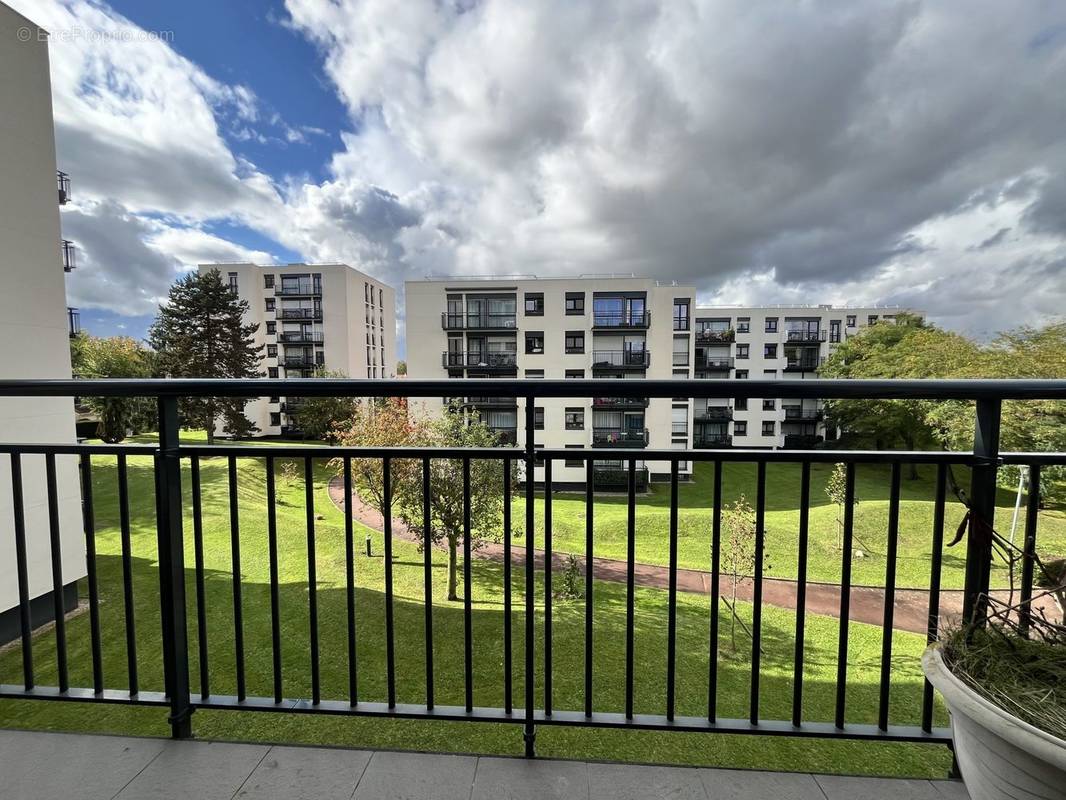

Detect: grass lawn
0,435,954,777
529,461,1066,590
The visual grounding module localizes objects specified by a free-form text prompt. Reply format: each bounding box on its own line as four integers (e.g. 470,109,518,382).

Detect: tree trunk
447,534,458,601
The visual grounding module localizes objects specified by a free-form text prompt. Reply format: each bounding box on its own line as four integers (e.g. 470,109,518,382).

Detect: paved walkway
0,729,969,799
328,478,1053,635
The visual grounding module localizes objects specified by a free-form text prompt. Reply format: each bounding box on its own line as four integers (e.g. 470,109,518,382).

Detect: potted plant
923,552,1066,800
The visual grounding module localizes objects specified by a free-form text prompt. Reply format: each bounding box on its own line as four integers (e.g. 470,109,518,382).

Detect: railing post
523,393,536,757
156,395,193,737
962,398,1001,626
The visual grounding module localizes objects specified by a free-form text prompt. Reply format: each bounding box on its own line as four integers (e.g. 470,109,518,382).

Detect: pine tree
148,269,263,443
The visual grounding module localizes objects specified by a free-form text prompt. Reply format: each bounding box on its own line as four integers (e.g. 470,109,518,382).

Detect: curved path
327,477,1037,635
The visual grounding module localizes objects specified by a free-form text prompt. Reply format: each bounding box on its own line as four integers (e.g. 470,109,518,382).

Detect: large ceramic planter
923,645,1066,800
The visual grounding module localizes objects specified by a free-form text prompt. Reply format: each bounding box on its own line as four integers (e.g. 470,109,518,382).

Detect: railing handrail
2,377,1066,400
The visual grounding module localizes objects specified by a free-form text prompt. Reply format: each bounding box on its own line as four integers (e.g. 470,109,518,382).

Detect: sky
12,0,1066,356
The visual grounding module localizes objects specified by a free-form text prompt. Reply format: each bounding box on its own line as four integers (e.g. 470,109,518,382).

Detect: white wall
0,3,84,614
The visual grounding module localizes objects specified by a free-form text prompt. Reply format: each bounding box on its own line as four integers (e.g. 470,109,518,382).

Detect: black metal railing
0,377,1063,763
592,427,649,447
441,313,518,331
61,240,76,273
694,407,732,420
591,350,650,369
282,357,319,369
66,308,80,338
591,311,651,329
696,329,735,344
276,284,321,296
786,330,826,342
694,356,734,371
784,359,821,372
278,309,322,320
592,397,649,409
278,332,324,344
442,352,518,370
783,407,823,421
694,434,732,448
57,170,70,205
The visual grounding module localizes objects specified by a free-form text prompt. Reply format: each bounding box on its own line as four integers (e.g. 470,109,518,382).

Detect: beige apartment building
0,3,84,641
199,262,396,436
405,276,698,488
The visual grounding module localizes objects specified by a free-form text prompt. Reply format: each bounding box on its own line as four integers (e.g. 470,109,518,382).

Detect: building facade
0,2,84,640
199,262,397,436
405,277,698,488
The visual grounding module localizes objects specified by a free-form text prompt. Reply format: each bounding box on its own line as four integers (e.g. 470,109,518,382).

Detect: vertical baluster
666,461,679,721
343,456,357,705
118,454,139,696
503,457,513,714
422,457,435,709
229,456,246,701
266,456,282,703
922,463,947,732
45,453,68,693
543,457,552,716
384,457,396,709
305,456,320,705
80,454,103,694
1018,464,1041,637
10,454,34,689
792,461,811,727
460,457,473,712
878,462,902,731
835,462,856,729
523,397,536,757
189,456,207,699
584,458,594,718
625,457,636,720
708,459,722,722
750,460,766,725
963,399,1001,625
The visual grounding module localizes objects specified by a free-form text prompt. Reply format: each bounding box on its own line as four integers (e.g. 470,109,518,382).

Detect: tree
70,333,156,442
148,269,262,443
721,495,758,649
337,399,516,601
825,463,858,551
396,360,407,376
289,369,358,442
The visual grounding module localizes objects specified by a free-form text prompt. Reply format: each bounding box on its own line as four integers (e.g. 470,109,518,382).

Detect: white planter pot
923,646,1066,800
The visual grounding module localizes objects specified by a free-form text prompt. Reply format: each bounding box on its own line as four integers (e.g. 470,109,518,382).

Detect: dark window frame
565,407,584,430
524,292,544,315
565,331,585,354
565,292,585,315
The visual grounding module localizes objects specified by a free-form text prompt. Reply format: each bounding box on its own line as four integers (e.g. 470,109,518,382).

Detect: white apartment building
0,3,84,641
690,305,917,450
199,262,397,437
405,276,698,489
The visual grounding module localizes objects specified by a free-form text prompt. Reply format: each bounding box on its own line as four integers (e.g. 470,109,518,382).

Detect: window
765,317,778,333
267,345,277,358
734,398,748,411
672,335,689,366
565,408,584,430
734,421,747,436
735,369,749,379
228,272,238,291
379,288,384,307
264,274,274,289
764,344,777,358
565,292,585,314
534,407,545,430
565,445,584,468
266,298,275,312
736,317,750,334
868,314,879,325
525,331,545,354
565,331,585,354
829,320,841,343
673,300,690,331
266,321,276,335
268,367,278,378
270,412,281,426
762,421,776,436
846,315,856,327
565,369,584,379
763,369,777,378
524,292,544,315
671,406,689,436
763,399,776,411
736,344,749,359
525,369,544,379
315,351,325,365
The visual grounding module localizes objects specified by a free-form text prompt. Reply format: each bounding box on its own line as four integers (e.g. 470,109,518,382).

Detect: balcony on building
441,311,518,331
591,350,650,370
592,427,649,447
57,170,70,204
278,331,324,344
61,239,75,272
783,406,824,421
783,356,823,372
694,405,732,421
279,308,323,321
282,355,319,369
785,329,827,343
693,355,734,373
465,396,518,409
275,279,322,296
695,326,735,344
591,310,651,329
694,432,732,448
442,351,518,371
592,396,649,410
66,307,80,338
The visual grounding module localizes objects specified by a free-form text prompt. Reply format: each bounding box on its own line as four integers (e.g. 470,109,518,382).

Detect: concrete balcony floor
0,729,969,800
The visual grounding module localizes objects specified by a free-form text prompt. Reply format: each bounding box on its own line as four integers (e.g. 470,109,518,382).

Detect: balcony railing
694,356,734,371
276,284,321,296
592,397,649,409
591,350,650,369
592,427,649,447
784,358,822,372
61,239,76,273
442,352,518,370
466,396,518,408
786,330,827,343
783,407,824,421
695,329,735,344
278,332,324,344
591,310,651,329
66,307,80,337
441,312,518,331
279,309,323,320
694,406,732,420
694,433,732,448
0,377,1062,763
282,356,319,368
57,170,70,205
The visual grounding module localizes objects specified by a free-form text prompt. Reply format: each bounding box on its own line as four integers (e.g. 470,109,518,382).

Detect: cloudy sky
13,0,1066,353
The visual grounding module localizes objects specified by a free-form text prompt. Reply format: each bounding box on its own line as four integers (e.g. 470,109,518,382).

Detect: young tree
825,463,859,551
396,360,407,376
289,369,358,442
148,269,262,443
70,333,156,442
721,495,758,649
